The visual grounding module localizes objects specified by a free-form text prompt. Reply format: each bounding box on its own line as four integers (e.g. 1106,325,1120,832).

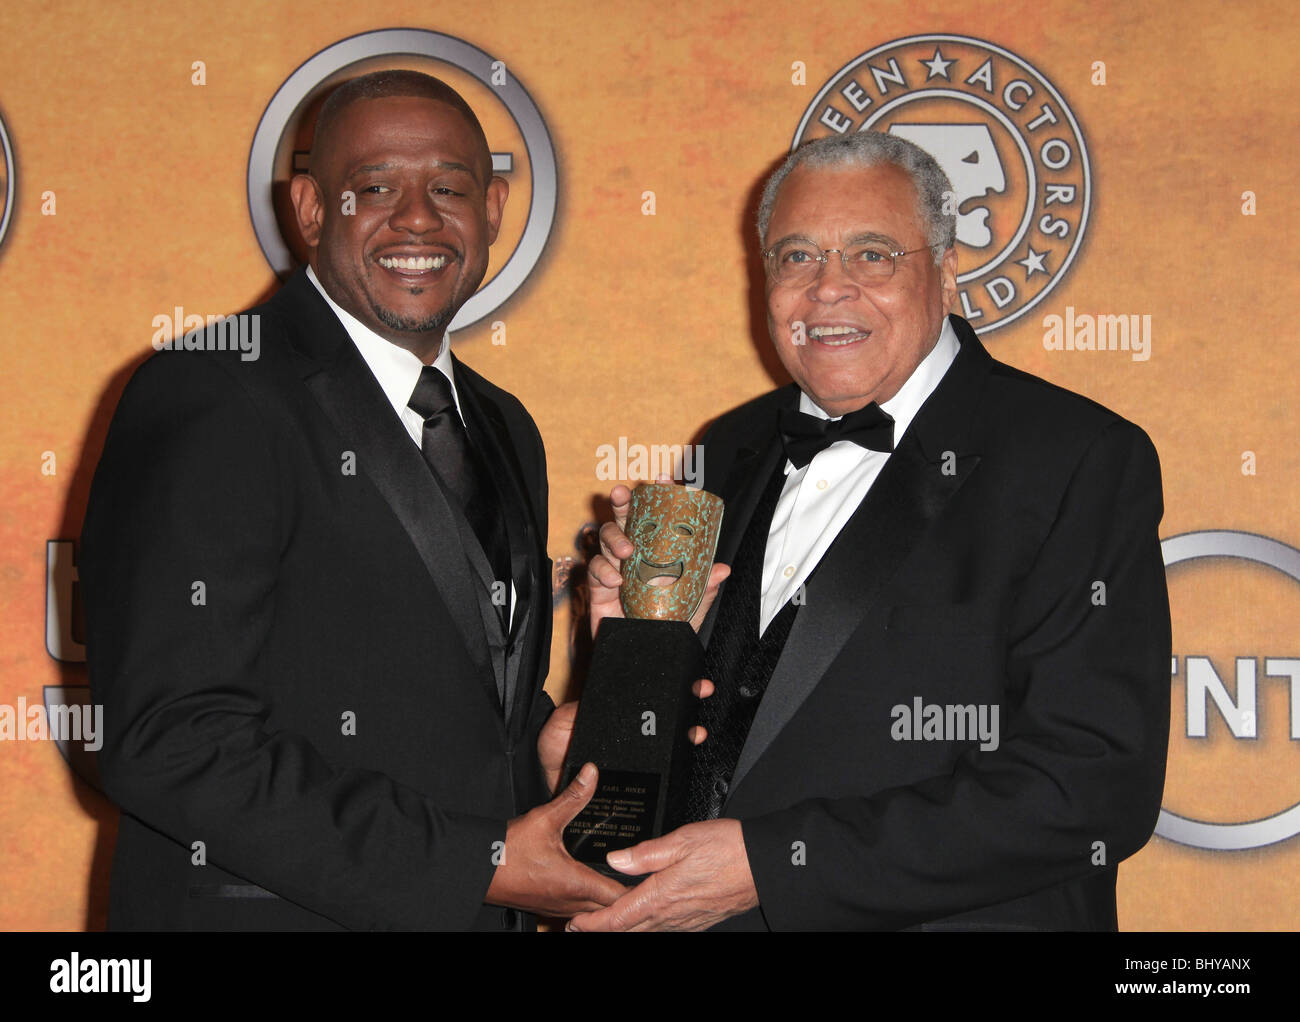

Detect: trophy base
563,767,660,884
561,617,705,881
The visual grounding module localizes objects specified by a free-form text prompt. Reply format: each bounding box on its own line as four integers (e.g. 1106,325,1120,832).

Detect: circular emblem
0,107,14,253
793,34,1090,335
247,28,557,333
1157,530,1300,850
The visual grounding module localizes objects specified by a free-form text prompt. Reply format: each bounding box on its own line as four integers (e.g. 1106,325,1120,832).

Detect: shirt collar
305,264,460,421
798,316,960,445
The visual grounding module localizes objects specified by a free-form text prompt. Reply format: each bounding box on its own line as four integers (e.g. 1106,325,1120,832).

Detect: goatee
372,297,454,335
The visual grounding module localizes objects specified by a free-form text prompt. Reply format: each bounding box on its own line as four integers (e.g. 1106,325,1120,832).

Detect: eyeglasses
762,239,933,286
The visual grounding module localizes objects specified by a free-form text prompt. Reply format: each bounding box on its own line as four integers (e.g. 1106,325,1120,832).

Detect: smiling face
635,513,696,584
763,161,958,416
290,95,507,359
620,484,724,621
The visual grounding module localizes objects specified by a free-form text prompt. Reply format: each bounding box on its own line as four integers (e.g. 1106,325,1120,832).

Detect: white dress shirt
759,318,960,634
305,266,515,627
306,265,460,437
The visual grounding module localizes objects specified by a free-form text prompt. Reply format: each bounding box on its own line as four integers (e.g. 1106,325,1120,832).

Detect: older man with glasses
576,131,1171,932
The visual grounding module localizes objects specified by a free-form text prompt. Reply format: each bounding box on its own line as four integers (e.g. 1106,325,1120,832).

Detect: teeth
809,325,867,345
378,255,448,271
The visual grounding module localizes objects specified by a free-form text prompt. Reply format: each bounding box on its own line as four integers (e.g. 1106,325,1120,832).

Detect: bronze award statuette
561,482,725,879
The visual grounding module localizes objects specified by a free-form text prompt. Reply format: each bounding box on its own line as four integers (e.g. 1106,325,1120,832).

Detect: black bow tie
778,402,895,469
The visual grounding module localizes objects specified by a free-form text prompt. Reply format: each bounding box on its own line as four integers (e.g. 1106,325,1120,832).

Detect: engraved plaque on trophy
561,482,724,879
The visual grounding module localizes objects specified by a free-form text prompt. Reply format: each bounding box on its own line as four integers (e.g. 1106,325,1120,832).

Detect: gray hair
756,131,956,264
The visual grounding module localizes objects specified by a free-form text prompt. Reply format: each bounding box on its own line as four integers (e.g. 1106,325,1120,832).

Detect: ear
289,174,325,250
939,246,958,315
483,176,509,245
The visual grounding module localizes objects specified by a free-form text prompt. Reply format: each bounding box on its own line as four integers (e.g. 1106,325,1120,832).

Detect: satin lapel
453,355,545,735
698,388,796,648
728,317,994,797
453,358,539,623
283,278,495,701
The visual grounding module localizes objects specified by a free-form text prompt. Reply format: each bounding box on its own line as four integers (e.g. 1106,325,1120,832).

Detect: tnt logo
792,34,1091,335
247,28,556,333
1159,530,1300,850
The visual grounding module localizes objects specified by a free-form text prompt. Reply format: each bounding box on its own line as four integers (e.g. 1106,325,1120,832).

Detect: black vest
688,462,799,819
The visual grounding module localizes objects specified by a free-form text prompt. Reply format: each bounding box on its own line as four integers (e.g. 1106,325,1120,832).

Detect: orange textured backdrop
0,0,1296,930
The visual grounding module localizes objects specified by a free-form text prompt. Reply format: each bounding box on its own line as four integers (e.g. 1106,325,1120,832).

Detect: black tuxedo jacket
81,269,554,931
701,315,1171,931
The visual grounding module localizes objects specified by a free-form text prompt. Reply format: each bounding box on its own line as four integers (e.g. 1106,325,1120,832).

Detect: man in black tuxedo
575,132,1171,930
80,70,623,930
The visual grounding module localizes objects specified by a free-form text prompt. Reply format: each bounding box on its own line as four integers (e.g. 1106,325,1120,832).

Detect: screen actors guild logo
793,34,1091,335
247,28,557,334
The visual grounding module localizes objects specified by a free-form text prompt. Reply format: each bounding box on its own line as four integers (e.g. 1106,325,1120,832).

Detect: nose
806,249,859,302
388,186,445,235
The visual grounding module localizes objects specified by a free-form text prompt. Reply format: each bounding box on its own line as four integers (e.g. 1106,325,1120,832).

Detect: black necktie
407,366,511,633
778,402,895,469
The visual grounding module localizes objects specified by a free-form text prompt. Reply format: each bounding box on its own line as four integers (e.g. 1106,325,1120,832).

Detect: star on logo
920,47,954,80
1017,246,1049,278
